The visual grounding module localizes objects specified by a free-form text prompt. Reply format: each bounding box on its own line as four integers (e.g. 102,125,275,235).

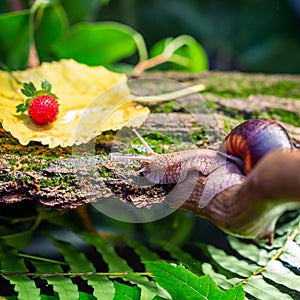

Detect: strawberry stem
41,80,52,93
16,103,29,113
21,82,36,97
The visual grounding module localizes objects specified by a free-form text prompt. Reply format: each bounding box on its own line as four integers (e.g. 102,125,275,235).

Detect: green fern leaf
279,240,300,267
30,261,80,299
205,243,300,299
202,263,241,290
81,233,163,300
244,276,293,300
82,233,131,272
227,236,276,266
275,214,300,237
0,242,40,300
53,239,115,299
162,243,202,274
207,245,258,277
126,239,172,299
52,239,96,272
264,260,300,292
113,281,141,300
127,239,161,261
202,216,300,300
145,261,245,300
78,291,97,299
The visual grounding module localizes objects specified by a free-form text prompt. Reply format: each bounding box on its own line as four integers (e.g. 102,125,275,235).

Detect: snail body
139,149,227,184
111,118,298,243
139,118,293,181
137,118,294,206
182,150,300,244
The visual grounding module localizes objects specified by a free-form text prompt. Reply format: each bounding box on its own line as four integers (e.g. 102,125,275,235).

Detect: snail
110,118,300,244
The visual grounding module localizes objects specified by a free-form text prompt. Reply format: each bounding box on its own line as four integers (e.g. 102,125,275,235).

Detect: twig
27,43,40,68
133,53,171,76
1,271,153,278
135,83,206,102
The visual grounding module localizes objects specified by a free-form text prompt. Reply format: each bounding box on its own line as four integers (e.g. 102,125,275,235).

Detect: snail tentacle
132,128,155,154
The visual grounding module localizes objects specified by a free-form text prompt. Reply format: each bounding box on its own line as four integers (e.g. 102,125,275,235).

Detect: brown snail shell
221,118,293,174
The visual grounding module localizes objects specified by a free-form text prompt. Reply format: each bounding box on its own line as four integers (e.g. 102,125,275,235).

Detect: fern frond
243,276,294,299
162,243,202,274
126,239,162,261
145,261,245,299
113,281,141,300
202,216,300,299
53,239,115,299
32,261,79,299
81,232,169,300
1,208,299,299
280,240,300,267
0,242,40,300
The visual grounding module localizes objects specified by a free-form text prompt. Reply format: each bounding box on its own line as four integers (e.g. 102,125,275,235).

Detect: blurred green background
1,0,300,73
99,0,300,73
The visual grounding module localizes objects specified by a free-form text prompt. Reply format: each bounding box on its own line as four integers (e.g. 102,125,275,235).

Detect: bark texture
0,71,299,210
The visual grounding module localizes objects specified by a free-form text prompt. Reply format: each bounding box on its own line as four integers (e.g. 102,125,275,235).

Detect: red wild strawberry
28,94,59,125
16,80,59,125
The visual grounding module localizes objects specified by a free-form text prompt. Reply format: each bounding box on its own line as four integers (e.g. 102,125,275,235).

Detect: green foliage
150,35,208,72
100,0,300,74
145,262,244,299
60,0,108,25
113,281,141,300
52,21,147,67
34,1,68,62
0,242,40,299
202,215,300,300
0,10,30,69
0,0,208,73
0,208,300,299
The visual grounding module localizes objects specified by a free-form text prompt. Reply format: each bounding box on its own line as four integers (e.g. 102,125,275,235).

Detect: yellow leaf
0,59,149,148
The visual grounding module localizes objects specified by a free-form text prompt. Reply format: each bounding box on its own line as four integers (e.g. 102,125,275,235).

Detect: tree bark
0,71,299,209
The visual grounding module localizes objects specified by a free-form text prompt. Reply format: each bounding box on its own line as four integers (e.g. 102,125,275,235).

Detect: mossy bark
0,71,299,208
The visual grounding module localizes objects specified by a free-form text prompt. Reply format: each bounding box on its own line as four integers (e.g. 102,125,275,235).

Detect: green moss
160,102,176,113
0,173,16,182
0,125,72,159
263,81,300,99
148,101,185,114
268,109,300,127
20,175,32,186
204,77,300,99
126,132,174,154
190,128,210,146
97,167,110,178
206,100,218,110
7,157,18,166
39,173,77,189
